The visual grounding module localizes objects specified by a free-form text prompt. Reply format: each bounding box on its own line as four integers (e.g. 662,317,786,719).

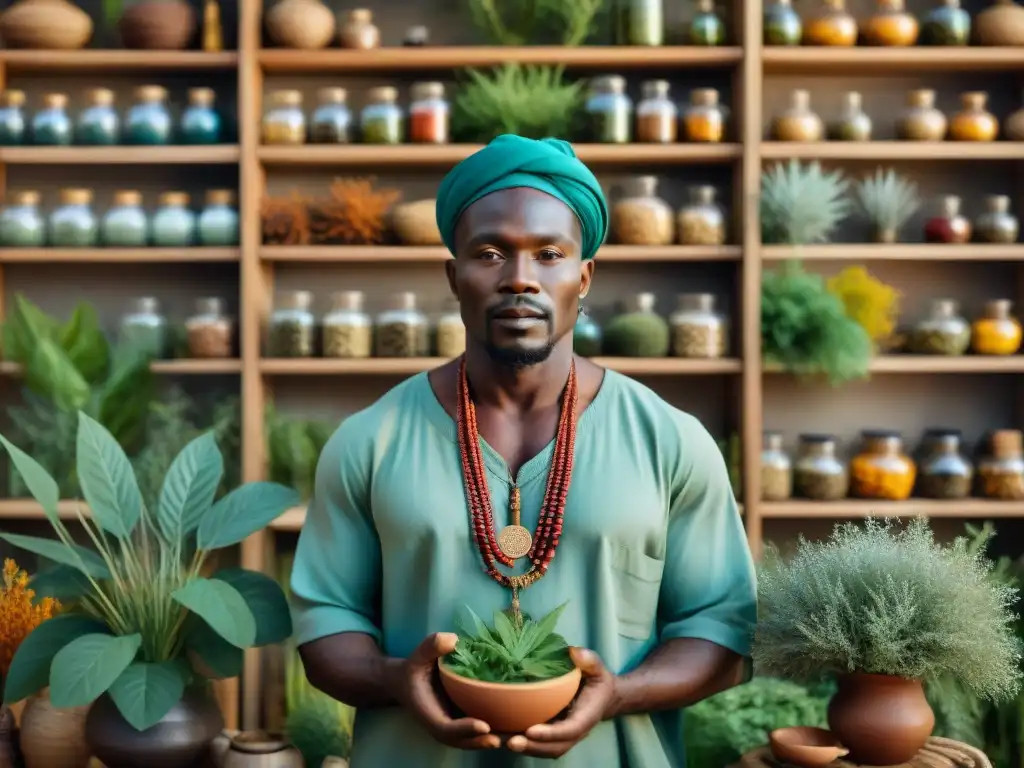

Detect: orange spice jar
804,0,859,45
862,0,919,45
949,91,999,141
408,81,449,144
970,299,1023,356
771,89,824,141
849,429,916,501
681,88,725,143
636,79,678,143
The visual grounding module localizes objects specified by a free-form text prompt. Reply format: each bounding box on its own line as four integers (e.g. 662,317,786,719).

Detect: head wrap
435,134,609,261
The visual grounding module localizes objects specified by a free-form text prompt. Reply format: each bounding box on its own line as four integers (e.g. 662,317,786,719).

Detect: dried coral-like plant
261,192,311,246
309,177,402,245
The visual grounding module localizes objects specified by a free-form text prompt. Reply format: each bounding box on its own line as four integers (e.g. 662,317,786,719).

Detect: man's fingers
524,680,608,742
569,646,606,677
506,735,569,758
408,632,459,666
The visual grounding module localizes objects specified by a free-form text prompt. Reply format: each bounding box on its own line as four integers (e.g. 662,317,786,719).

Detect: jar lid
691,184,717,204
86,87,116,106
132,296,160,314
205,189,235,206
641,80,670,99
922,427,962,438
195,296,224,315
159,191,190,207
388,291,418,311
629,292,656,312
317,87,348,104
59,188,93,205
690,88,719,106
135,85,168,102
367,86,398,103
404,25,429,44
591,75,626,93
798,433,835,443
348,8,373,21
188,87,216,106
270,90,303,106
112,189,143,206
1,89,25,107
42,93,68,109
907,88,936,107
961,90,988,109
11,190,39,206
330,290,364,311
861,428,901,439
278,290,314,310
992,429,1023,457
411,81,445,101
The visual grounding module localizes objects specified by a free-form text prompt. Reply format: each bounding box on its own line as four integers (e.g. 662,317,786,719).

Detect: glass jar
435,298,466,358
681,88,725,143
971,299,1023,356
32,93,72,146
764,0,803,44
179,87,222,145
677,185,726,245
198,189,239,246
616,0,664,45
360,86,404,144
49,188,98,247
263,90,306,145
74,88,119,146
610,176,674,246
761,431,793,501
772,89,824,141
896,89,947,141
918,430,973,499
151,192,196,247
125,85,172,145
375,291,429,357
268,290,316,357
635,80,677,143
804,0,859,45
908,298,970,355
0,190,45,247
863,0,920,44
1007,90,1024,141
585,75,633,144
120,297,168,359
404,25,428,46
0,89,26,145
321,290,372,359
602,292,671,357
975,195,1019,244
949,91,999,141
185,297,234,358
828,91,873,141
850,430,916,501
573,308,603,357
793,434,848,500
924,195,971,243
689,0,725,44
310,88,352,144
409,82,449,144
339,8,380,49
669,292,728,358
921,0,971,44
101,190,149,247
977,429,1024,500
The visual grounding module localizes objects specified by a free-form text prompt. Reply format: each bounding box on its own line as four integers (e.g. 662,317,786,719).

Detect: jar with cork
75,88,120,145
263,90,306,145
186,297,234,359
120,297,168,359
0,191,45,247
179,87,222,145
970,299,1022,356
949,91,999,141
764,0,803,44
924,196,971,243
677,185,726,245
268,290,316,358
681,88,726,143
849,429,916,501
669,293,729,358
689,0,725,45
101,190,149,247
360,87,404,144
828,91,873,141
49,189,98,247
409,82,449,144
917,429,973,500
584,76,633,144
322,291,372,359
862,0,920,44
125,86,172,145
771,90,824,141
975,195,1019,243
793,434,848,501
921,0,971,44
0,90,26,145
977,430,1024,500
31,93,72,146
804,0,859,45
761,431,793,501
151,192,196,247
339,8,380,49
635,80,677,143
376,292,430,357
895,89,947,140
198,190,239,246
609,176,674,246
310,88,352,144
907,298,970,355
435,298,466,358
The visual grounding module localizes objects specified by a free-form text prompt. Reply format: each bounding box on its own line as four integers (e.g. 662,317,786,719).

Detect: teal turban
435,134,609,261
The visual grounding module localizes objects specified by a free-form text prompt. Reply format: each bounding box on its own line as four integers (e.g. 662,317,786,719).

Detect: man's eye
478,250,503,260
538,249,562,260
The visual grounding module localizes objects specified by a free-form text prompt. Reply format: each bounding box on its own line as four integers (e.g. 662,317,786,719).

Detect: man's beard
484,340,556,369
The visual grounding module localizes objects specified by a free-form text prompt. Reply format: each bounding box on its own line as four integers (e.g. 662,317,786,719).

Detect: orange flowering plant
0,559,62,700
0,411,298,731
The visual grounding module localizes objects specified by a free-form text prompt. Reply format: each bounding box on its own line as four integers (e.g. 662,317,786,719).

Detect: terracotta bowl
770,726,849,768
438,664,582,733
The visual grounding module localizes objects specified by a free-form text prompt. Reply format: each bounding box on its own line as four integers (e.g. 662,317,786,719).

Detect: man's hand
506,647,618,759
389,633,501,750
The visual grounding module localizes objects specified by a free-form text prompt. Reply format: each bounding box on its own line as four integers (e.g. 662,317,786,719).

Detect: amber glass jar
681,88,725,143
804,0,858,45
971,299,1023,356
862,0,920,44
977,430,1024,500
849,430,916,501
975,195,1019,244
895,89,947,141
924,195,971,243
828,91,873,141
772,89,824,141
636,80,677,143
949,91,999,141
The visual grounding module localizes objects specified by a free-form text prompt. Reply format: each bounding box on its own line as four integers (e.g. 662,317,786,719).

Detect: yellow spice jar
804,0,859,45
862,0,920,44
849,429,916,501
949,91,999,141
970,299,1022,355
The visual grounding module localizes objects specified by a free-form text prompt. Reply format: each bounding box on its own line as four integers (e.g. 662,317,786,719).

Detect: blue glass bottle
0,90,26,146
179,87,222,145
197,189,239,246
151,191,196,247
32,93,72,146
125,85,172,146
76,88,121,146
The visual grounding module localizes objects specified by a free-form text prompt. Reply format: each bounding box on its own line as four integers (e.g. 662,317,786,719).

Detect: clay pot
438,664,582,733
339,8,380,49
221,731,303,768
392,199,442,245
975,0,1024,45
19,689,90,768
0,0,92,49
119,0,196,50
210,729,240,767
827,673,935,765
862,0,920,45
265,0,335,50
896,89,947,141
769,727,849,768
771,89,824,142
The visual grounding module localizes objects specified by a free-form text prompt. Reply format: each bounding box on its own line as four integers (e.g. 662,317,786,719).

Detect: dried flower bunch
261,178,402,246
760,160,852,246
0,559,61,691
261,192,311,246
854,167,921,243
827,266,901,344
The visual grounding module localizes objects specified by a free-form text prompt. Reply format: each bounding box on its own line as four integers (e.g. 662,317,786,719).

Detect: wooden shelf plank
0,50,239,72
270,506,307,531
762,244,1024,261
0,146,241,164
764,356,1024,374
0,247,240,263
259,357,742,376
0,499,85,521
0,359,241,375
259,244,742,263
258,46,743,72
761,142,1024,160
763,47,1024,73
762,499,1024,518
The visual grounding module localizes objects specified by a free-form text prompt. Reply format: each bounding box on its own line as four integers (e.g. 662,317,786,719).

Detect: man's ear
579,258,595,299
445,258,458,297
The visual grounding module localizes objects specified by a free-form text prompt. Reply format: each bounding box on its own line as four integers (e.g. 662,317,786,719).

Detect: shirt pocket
610,545,664,640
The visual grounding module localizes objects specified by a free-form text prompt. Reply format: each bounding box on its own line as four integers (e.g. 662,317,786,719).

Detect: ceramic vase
118,0,196,50
0,0,92,49
975,0,1024,44
19,689,90,768
265,0,335,49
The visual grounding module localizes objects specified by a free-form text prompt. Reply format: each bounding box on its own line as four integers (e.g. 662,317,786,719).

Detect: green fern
761,160,852,245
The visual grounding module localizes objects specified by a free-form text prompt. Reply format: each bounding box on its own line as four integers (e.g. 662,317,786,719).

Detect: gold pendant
498,524,533,560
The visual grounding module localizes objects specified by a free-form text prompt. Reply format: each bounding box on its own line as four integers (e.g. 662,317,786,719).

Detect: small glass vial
360,86,404,144
310,88,352,144
921,0,971,45
949,91,999,141
101,190,149,247
907,298,970,355
610,176,674,246
585,75,633,144
977,430,1024,500
677,185,726,245
197,189,239,246
971,299,1023,356
179,87,222,145
635,80,677,144
403,25,429,46
375,291,429,357
793,434,848,500
409,82,449,144
764,0,803,44
151,192,197,247
268,290,316,358
761,431,793,501
918,430,973,499
262,90,306,145
616,0,664,45
828,91,873,141
772,89,824,141
975,195,1019,243
185,297,234,358
435,298,466,358
32,93,72,146
120,297,168,359
0,190,45,247
0,90,26,145
340,8,380,49
689,0,725,45
682,88,725,143
896,89,948,141
669,293,728,358
75,88,120,146
322,290,372,359
924,195,971,243
574,307,603,357
850,429,916,501
125,85,172,145
49,188,98,247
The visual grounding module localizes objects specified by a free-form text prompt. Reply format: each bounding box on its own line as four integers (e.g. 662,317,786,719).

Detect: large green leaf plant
0,411,300,731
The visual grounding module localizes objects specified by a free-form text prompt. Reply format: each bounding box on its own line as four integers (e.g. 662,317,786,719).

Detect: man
291,134,757,767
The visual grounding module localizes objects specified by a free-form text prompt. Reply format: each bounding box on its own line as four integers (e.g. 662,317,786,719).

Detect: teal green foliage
265,404,335,500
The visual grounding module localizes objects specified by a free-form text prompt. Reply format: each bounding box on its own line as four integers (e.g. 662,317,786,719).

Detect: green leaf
49,633,141,708
0,532,109,578
212,568,292,646
0,433,60,525
29,565,92,602
76,411,144,538
172,577,256,648
196,482,300,551
24,338,91,410
107,661,186,731
2,614,108,705
58,302,109,385
157,431,223,541
184,619,244,679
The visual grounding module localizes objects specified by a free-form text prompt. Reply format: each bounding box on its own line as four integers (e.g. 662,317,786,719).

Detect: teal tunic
290,369,757,767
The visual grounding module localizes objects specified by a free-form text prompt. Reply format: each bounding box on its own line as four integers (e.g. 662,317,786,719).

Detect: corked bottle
689,0,725,44
125,85,172,145
635,80,677,143
32,93,72,146
949,91,999,141
0,190,45,247
360,86,404,144
771,89,824,141
120,297,168,359
0,89,26,145
263,90,306,145
198,189,239,246
310,87,352,144
918,430,973,500
677,185,726,245
971,299,1022,356
584,75,633,144
907,298,970,355
408,82,449,144
764,0,803,44
924,195,971,243
862,0,920,44
895,89,947,141
849,430,916,501
75,88,119,145
151,191,196,247
268,290,316,357
761,431,793,501
185,297,234,358
668,292,729,358
921,0,972,44
828,91,873,141
682,88,725,142
101,190,149,247
179,87,222,145
375,291,430,358
975,195,1019,244
322,290,372,359
977,429,1024,500
609,176,674,246
340,8,380,49
49,188,98,247
803,0,859,45
435,297,466,358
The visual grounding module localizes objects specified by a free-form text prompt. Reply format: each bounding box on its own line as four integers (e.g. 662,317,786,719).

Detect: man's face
446,187,595,368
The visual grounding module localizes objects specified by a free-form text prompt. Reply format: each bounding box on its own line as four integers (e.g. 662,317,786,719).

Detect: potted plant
437,603,581,733
0,411,299,768
753,518,1022,766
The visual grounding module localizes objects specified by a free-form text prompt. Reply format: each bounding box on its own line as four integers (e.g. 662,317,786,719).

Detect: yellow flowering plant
0,411,299,731
827,266,901,345
0,559,61,700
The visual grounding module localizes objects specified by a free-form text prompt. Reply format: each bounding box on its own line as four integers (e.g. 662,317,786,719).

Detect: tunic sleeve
658,415,756,661
290,418,383,646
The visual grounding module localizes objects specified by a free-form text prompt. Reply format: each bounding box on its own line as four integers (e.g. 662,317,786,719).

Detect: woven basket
734,737,992,768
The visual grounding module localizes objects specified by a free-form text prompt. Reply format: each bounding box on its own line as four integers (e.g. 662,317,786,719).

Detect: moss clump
285,689,352,767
